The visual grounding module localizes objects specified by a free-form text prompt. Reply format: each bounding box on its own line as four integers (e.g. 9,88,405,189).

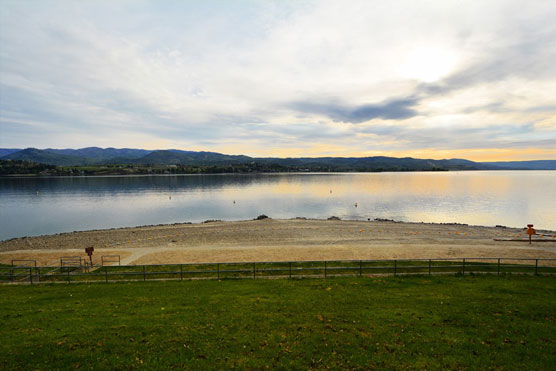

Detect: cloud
418,7,556,97
0,0,555,159
357,122,556,151
289,98,419,123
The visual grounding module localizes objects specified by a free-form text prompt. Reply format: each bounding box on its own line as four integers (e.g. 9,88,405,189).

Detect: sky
0,0,555,161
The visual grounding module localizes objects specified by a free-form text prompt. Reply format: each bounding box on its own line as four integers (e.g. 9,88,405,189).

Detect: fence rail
101,255,121,266
1,258,555,284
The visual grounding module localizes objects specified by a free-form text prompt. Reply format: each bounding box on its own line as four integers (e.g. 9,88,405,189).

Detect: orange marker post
526,224,536,245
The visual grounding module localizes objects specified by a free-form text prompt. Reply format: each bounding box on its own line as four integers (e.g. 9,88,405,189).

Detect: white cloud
0,0,554,159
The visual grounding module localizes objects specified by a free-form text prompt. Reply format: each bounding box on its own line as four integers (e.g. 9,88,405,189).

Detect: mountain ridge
1,147,555,171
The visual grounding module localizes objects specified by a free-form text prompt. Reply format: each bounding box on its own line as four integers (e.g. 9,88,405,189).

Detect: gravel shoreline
1,218,555,265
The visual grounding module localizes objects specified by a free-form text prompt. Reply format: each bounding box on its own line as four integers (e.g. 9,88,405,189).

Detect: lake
0,171,554,240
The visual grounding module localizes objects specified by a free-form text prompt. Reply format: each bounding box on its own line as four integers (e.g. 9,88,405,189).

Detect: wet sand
1,219,555,266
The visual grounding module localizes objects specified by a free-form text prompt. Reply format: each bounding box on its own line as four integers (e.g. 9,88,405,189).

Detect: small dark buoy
354,202,358,208
233,200,236,204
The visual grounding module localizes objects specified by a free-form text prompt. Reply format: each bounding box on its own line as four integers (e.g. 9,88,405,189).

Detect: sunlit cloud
0,0,554,160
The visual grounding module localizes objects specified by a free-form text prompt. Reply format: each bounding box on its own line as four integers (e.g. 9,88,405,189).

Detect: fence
60,256,84,267
1,258,555,285
11,259,37,267
101,255,121,266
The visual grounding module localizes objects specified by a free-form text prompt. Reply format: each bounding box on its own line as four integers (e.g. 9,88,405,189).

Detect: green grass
1,275,555,370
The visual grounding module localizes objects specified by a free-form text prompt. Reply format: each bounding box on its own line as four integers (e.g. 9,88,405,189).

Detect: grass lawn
1,275,555,370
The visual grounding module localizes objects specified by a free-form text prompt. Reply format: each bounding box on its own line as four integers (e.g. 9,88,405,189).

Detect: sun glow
399,46,459,83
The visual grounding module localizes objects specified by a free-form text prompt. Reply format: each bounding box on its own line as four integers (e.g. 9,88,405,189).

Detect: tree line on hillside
2,147,555,173
0,159,453,176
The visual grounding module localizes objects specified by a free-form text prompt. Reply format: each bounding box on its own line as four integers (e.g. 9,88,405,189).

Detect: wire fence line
1,257,555,285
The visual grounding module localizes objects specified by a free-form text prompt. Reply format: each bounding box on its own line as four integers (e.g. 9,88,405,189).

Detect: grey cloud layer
290,98,419,123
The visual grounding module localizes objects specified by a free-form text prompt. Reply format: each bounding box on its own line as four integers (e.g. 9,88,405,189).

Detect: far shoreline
2,168,556,178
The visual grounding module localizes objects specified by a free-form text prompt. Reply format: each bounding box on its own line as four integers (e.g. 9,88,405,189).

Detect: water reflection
0,171,554,239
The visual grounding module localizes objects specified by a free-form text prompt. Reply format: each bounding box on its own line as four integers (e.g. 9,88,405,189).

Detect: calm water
1,171,555,240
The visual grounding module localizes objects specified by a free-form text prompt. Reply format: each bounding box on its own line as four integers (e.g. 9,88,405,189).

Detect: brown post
289,262,292,279
85,247,94,266
526,224,536,245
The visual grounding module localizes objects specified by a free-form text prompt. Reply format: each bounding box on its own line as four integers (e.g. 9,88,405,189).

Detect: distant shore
2,154,555,177
2,167,555,177
1,218,555,266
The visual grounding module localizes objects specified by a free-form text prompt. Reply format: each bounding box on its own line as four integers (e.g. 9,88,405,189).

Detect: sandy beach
1,218,555,266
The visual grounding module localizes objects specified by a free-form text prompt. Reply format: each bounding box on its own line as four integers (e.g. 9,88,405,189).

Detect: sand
1,219,555,266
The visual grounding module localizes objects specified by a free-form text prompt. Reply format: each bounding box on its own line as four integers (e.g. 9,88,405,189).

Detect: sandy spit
1,219,555,266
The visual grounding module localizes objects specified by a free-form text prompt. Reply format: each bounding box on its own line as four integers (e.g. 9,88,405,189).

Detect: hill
0,149,21,157
1,148,94,166
1,147,555,172
133,150,251,165
258,156,494,171
480,160,556,170
45,147,152,161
